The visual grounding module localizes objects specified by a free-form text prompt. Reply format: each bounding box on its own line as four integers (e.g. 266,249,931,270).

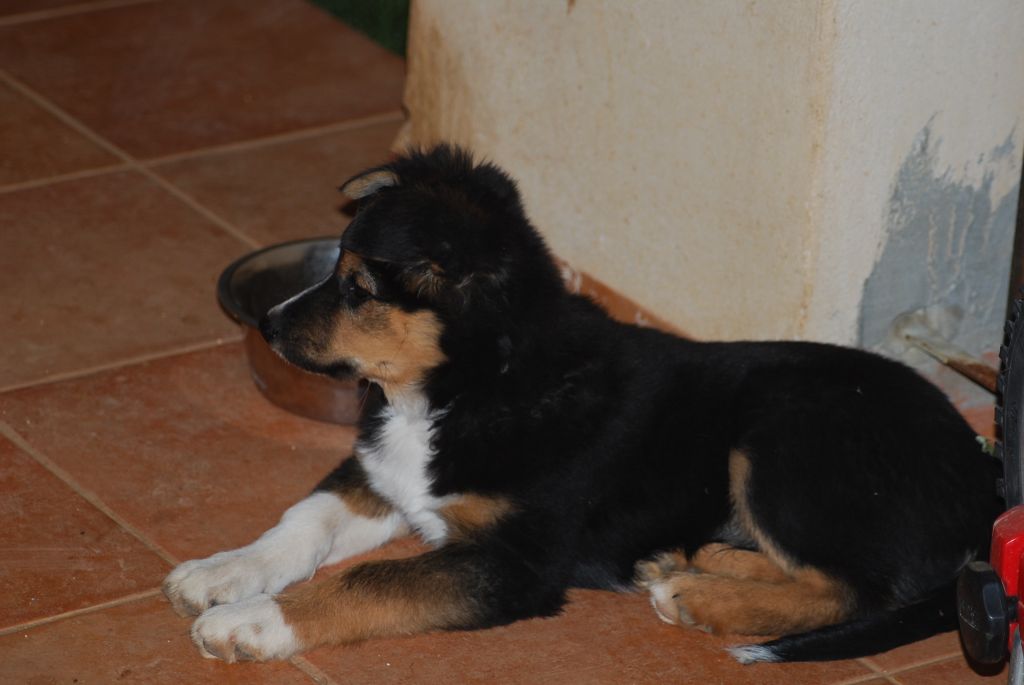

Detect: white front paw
163,548,305,617
191,595,301,662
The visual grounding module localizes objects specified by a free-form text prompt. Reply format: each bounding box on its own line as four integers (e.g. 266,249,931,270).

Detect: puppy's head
261,145,562,392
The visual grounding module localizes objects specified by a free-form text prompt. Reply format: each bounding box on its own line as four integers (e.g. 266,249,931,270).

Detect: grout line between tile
290,656,342,685
0,69,131,161
0,588,162,638
0,69,401,252
144,110,404,167
0,68,260,248
0,421,181,568
0,0,161,27
140,166,262,248
0,162,133,194
830,660,900,685
857,657,880,672
0,335,242,396
860,652,966,677
828,676,878,685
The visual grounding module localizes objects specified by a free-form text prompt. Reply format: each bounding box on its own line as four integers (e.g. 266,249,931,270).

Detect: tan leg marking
277,553,477,647
651,568,849,635
728,449,799,573
689,543,793,583
438,495,514,541
637,543,792,588
643,449,852,635
341,485,392,520
328,459,393,519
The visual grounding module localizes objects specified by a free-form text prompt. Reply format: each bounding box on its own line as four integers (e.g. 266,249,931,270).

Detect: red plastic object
991,505,1024,649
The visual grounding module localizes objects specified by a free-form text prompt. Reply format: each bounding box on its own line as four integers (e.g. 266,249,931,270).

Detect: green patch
310,0,411,56
977,435,997,456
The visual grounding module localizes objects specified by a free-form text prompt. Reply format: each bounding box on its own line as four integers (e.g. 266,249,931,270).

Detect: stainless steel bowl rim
216,236,339,327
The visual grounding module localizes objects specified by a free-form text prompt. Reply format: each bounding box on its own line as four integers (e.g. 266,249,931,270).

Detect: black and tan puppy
163,145,1001,664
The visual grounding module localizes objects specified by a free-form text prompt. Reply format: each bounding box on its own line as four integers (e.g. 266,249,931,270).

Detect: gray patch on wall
859,121,1019,402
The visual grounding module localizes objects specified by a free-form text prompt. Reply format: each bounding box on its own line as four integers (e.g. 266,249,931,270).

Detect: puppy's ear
340,168,399,200
402,261,447,300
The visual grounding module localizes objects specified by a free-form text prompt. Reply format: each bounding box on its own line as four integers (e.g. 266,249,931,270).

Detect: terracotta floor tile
0,171,244,389
0,595,314,684
0,342,355,561
0,0,405,158
892,655,1006,683
303,588,874,685
0,435,168,629
152,119,402,245
0,80,118,186
863,630,964,674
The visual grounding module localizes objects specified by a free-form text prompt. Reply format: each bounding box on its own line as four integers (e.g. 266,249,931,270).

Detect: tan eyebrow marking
337,251,378,296
354,269,376,295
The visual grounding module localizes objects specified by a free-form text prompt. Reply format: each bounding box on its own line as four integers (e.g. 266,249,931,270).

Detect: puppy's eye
338,277,369,303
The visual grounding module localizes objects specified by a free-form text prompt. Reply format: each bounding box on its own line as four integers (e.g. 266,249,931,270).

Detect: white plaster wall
402,0,831,339
401,0,1024,350
807,0,1024,345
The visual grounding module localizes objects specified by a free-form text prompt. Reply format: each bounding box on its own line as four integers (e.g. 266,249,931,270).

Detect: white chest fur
357,393,450,544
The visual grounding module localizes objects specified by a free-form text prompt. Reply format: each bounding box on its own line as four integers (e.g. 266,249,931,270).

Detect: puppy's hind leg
646,567,850,636
636,544,795,628
640,449,853,635
636,543,792,589
688,543,793,583
164,457,407,616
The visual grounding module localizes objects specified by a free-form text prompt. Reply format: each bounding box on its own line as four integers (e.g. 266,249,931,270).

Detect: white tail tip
728,644,781,664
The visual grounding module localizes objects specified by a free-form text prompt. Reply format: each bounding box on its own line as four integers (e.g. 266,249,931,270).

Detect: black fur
264,145,1002,662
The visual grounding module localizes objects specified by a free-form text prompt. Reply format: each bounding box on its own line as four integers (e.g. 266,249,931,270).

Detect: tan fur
337,252,377,293
331,305,446,392
329,460,393,519
278,555,476,647
340,169,399,199
300,252,447,392
439,495,514,540
640,449,854,636
338,250,360,276
652,567,849,636
728,450,798,574
637,544,791,587
402,261,446,300
689,543,793,583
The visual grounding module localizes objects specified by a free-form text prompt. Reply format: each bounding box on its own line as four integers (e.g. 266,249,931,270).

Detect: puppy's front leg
191,542,564,662
164,458,406,616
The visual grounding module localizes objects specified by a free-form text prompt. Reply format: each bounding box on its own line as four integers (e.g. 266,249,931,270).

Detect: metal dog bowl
217,237,366,425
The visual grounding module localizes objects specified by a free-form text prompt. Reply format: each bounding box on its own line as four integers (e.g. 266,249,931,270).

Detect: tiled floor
0,1,1006,683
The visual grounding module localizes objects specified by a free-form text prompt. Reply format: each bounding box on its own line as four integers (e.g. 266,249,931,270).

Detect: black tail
729,584,958,664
